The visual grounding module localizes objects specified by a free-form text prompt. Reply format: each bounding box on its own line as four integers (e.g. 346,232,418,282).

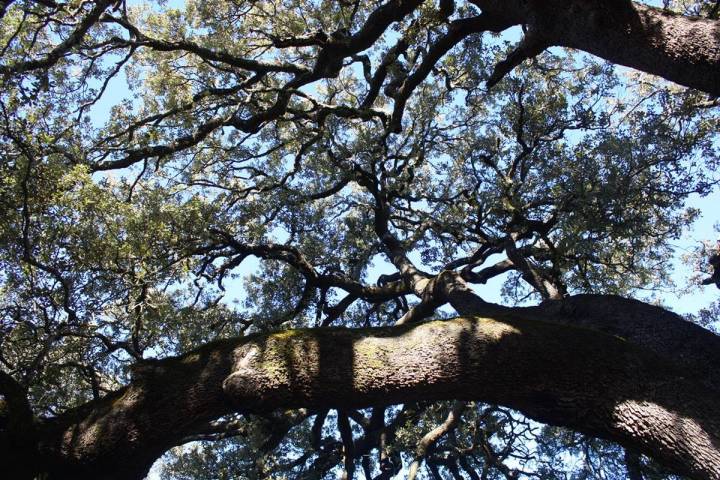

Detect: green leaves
1,1,718,477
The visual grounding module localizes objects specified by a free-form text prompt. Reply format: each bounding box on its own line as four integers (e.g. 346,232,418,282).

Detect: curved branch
471,0,720,96
407,401,465,480
388,14,513,132
436,270,720,392
29,298,720,479
0,0,115,76
103,15,310,75
210,231,411,303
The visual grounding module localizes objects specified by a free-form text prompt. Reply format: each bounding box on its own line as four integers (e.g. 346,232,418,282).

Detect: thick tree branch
0,370,33,430
435,270,720,392
208,232,410,304
702,253,720,289
388,13,513,132
472,0,720,96
103,14,310,75
0,0,115,76
486,31,548,89
407,401,465,480
24,296,720,480
0,371,37,479
338,409,356,480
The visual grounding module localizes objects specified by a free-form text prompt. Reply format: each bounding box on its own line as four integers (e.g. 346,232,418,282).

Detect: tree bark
13,296,720,480
472,0,720,96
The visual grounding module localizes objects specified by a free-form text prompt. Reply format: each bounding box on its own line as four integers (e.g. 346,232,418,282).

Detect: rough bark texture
436,271,720,390
473,0,720,96
11,296,719,480
528,294,720,391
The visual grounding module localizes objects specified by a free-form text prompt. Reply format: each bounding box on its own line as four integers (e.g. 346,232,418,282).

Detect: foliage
1,0,718,478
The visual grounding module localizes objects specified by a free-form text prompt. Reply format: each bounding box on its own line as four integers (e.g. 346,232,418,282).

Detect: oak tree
1,0,719,479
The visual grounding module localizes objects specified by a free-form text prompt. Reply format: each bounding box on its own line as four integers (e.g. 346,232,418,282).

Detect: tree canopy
1,1,719,479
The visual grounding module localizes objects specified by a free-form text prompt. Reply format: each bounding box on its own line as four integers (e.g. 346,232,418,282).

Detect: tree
1,0,719,479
